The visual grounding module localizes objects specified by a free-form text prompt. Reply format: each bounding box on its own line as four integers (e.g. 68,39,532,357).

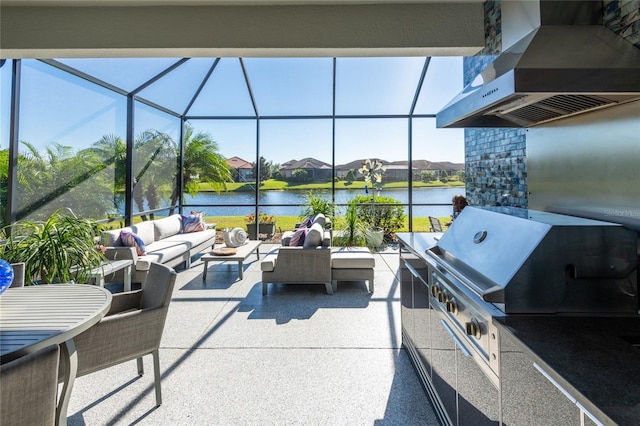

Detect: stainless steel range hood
436,3,640,128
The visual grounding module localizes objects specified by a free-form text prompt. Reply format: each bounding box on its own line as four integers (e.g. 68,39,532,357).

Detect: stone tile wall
463,0,528,208
604,0,640,48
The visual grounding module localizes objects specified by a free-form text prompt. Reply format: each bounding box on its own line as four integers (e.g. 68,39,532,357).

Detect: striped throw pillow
182,213,205,233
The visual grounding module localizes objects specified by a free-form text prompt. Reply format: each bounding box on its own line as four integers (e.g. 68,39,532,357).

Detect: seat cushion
163,229,216,247
144,240,191,264
331,247,375,269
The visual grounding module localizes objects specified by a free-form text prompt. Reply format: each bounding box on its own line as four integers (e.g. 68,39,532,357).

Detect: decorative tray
211,247,237,256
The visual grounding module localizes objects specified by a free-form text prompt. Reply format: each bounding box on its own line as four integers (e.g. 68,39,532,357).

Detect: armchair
1,344,60,425
10,262,25,287
261,246,332,295
60,262,177,407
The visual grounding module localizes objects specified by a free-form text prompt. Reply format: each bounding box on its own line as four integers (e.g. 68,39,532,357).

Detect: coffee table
201,240,262,281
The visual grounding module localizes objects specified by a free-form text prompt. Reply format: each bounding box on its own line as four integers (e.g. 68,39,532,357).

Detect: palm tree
16,142,113,221
169,124,232,214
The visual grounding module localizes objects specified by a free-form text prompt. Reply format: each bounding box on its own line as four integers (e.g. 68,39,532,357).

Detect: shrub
301,191,334,220
350,195,406,241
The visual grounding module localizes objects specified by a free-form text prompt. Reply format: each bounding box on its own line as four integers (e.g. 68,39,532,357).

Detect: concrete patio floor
66,244,439,425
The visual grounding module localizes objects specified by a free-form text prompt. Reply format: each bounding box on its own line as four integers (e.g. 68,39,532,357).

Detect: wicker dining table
0,284,112,426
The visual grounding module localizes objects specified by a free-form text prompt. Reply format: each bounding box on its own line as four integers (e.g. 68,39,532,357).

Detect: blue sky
1,56,465,164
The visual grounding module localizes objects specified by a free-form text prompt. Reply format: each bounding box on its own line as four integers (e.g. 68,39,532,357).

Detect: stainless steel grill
427,206,638,315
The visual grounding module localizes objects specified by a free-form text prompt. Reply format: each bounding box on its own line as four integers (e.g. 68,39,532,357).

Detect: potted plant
301,191,334,219
333,201,368,247
245,211,275,239
358,159,386,248
0,209,106,284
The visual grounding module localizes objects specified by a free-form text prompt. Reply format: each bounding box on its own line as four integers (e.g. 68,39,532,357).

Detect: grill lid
431,207,638,313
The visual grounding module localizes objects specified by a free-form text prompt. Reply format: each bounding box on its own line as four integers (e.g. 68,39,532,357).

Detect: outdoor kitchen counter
495,315,640,425
396,232,640,425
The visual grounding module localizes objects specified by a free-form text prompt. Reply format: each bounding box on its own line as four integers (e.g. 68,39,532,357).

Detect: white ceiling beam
0,3,484,58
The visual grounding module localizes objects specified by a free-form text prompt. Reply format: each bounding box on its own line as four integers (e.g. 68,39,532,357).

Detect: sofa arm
104,246,138,263
266,247,332,282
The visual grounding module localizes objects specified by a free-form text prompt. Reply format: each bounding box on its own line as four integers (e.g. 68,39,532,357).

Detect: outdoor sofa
102,213,216,284
261,214,375,294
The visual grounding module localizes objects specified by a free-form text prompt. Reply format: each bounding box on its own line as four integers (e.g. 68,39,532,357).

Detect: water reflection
184,187,464,218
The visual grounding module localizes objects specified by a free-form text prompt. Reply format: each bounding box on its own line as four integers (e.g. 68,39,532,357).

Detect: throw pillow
300,215,314,229
120,230,146,256
182,213,205,233
289,227,307,247
303,223,323,248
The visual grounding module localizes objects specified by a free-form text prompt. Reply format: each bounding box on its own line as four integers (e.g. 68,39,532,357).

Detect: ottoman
331,247,375,293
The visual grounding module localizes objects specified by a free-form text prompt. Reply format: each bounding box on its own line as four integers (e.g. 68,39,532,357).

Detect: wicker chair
429,216,443,232
61,262,177,406
10,262,25,287
1,345,60,425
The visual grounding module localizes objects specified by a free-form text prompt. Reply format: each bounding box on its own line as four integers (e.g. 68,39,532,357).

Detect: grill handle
403,260,424,281
440,319,472,357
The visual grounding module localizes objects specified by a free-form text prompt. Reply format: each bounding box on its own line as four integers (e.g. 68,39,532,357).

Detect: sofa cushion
131,220,155,246
103,227,130,247
312,214,326,228
303,223,324,248
120,230,146,256
182,213,205,233
331,247,375,269
154,215,182,240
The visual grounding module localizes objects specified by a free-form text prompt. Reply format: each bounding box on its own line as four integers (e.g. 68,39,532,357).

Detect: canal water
185,187,465,218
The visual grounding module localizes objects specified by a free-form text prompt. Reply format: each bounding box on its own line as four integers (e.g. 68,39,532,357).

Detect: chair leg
137,357,144,377
262,282,268,296
152,349,162,407
325,282,334,295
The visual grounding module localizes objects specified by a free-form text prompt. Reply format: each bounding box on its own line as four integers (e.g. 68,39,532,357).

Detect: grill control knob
465,318,482,340
438,290,449,303
445,298,458,315
430,285,440,298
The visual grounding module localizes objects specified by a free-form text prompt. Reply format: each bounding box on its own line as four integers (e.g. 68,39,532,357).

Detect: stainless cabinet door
500,332,580,425
430,310,457,425
456,338,500,425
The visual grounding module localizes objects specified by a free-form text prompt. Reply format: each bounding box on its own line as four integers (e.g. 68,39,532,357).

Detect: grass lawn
100,213,448,234
210,215,444,234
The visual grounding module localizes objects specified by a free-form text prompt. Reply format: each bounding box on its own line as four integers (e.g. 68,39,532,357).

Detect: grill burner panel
428,207,638,314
